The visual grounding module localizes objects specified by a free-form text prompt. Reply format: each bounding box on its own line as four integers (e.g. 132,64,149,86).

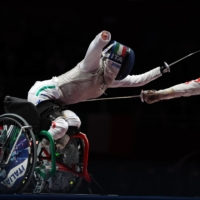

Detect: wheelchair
0,96,93,194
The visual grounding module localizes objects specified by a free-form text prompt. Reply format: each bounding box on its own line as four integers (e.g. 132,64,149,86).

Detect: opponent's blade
82,95,141,102
169,50,200,67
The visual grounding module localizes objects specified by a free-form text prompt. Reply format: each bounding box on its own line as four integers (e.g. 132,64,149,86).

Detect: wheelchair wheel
46,137,84,193
0,114,37,194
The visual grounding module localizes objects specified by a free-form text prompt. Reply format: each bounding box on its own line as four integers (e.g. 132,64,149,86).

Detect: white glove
142,90,161,104
142,88,175,104
160,62,170,74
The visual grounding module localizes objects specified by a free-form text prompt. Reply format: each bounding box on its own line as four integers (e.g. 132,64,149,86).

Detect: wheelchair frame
0,114,91,194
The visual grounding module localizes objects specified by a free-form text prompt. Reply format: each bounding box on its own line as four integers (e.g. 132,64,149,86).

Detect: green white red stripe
114,42,127,57
36,85,56,96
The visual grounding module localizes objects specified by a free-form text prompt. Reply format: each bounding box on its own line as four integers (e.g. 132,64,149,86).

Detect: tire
0,114,37,194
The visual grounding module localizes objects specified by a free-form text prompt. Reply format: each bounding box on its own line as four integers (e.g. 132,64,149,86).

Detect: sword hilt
140,90,144,102
164,62,170,73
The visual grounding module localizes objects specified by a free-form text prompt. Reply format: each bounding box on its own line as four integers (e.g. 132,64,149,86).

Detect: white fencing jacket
28,31,162,106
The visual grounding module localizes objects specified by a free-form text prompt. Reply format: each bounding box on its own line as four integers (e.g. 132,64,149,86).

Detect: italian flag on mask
114,42,127,58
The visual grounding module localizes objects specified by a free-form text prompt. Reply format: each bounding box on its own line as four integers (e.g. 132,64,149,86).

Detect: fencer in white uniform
28,30,170,149
142,78,200,104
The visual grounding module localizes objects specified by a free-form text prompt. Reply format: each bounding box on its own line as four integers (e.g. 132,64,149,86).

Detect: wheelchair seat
3,96,41,134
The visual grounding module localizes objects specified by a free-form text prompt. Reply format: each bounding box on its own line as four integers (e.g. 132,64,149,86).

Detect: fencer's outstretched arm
80,30,111,73
143,78,200,104
109,67,163,88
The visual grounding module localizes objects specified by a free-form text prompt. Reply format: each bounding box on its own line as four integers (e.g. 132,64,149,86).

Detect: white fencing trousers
48,110,81,141
62,110,81,128
48,117,69,140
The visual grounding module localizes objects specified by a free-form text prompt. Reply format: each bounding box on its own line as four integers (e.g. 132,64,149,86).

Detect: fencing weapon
162,49,200,72
82,94,142,102
82,50,200,103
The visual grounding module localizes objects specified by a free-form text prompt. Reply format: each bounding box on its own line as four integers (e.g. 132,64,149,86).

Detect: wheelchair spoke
0,115,37,194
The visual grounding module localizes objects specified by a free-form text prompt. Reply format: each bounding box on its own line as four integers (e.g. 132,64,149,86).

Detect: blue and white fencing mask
102,41,135,80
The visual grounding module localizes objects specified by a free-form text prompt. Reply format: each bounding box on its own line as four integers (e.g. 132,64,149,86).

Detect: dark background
1,0,200,197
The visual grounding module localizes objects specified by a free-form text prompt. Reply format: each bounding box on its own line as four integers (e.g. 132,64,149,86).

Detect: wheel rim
0,116,36,194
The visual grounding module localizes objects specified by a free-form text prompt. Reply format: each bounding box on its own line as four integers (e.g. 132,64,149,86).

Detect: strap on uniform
36,100,63,132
